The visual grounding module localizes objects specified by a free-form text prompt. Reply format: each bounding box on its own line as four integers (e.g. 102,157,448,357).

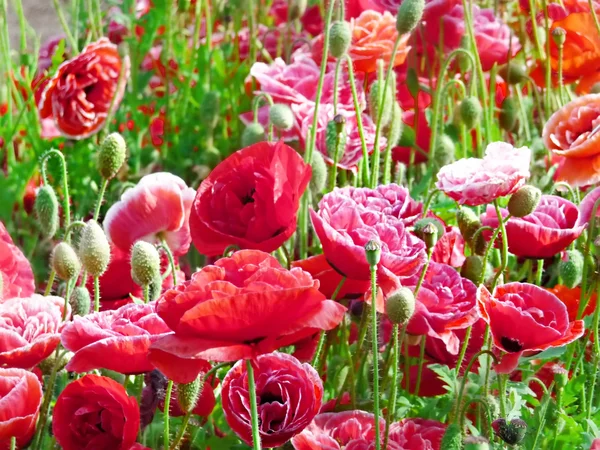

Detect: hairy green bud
177,377,203,414
52,242,81,281
385,287,416,324
440,423,462,450
457,208,481,243
269,104,294,131
508,185,541,218
329,21,352,59
79,220,111,277
310,151,328,195
200,91,221,130
499,97,518,132
70,286,91,316
369,80,394,128
396,0,425,35
35,185,60,239
98,133,127,180
559,249,584,288
241,123,266,147
131,241,161,288
458,97,483,130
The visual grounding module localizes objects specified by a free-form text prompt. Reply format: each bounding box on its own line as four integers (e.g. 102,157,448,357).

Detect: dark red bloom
189,141,311,256
0,221,35,301
149,250,346,383
222,353,323,448
53,374,140,450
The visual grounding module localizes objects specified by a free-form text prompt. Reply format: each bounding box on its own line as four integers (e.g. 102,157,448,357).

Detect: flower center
500,336,524,353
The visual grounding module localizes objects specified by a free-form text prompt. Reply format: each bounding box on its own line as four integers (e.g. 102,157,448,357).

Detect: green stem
143,285,150,304
311,277,346,367
456,350,499,425
9,437,15,450
33,350,66,450
498,374,507,417
170,411,191,450
491,200,509,289
455,325,472,374
535,259,544,286
53,0,78,52
163,380,173,450
530,382,556,450
44,270,56,296
93,179,109,221
62,279,75,321
93,277,100,312
86,0,98,39
414,335,427,396
383,324,402,450
370,264,381,450
41,149,71,241
160,240,178,286
246,360,262,450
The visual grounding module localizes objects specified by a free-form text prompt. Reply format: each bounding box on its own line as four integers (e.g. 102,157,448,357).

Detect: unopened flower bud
461,255,486,284
310,151,328,195
177,377,203,414
492,418,527,446
463,436,490,450
499,64,527,85
471,228,488,256
458,97,483,130
552,27,566,46
35,185,60,239
440,423,462,450
365,240,381,267
39,350,72,375
241,123,266,147
421,222,439,249
386,102,404,147
591,82,600,94
414,218,444,245
499,97,518,132
200,91,221,130
98,133,127,180
369,80,394,128
508,185,541,218
553,366,569,388
329,21,352,59
435,134,456,168
333,114,346,133
385,287,416,324
396,0,425,35
269,104,294,131
131,241,161,288
326,117,347,160
288,0,307,21
70,286,91,316
559,249,584,288
457,208,481,243
52,242,81,281
79,220,111,277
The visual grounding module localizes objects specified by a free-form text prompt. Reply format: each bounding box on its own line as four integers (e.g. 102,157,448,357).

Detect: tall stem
383,324,402,450
33,350,65,450
491,200,509,289
93,179,109,221
370,265,381,450
41,149,71,241
163,380,173,450
160,240,178,286
93,277,100,312
170,410,192,450
246,360,262,450
53,0,79,52
312,277,346,367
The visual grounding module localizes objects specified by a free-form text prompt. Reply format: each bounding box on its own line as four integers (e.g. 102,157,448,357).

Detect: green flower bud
131,241,161,288
326,116,348,161
421,222,439,250
241,123,266,147
492,418,527,446
365,240,381,267
70,286,91,316
499,64,528,85
435,134,456,168
385,287,416,324
591,82,600,94
457,208,481,243
458,97,483,130
440,423,462,450
177,377,203,414
369,80,394,128
461,255,487,284
269,104,294,131
457,35,471,72
98,133,127,180
200,91,220,130
553,366,569,388
79,220,111,277
288,0,307,21
310,151,328,195
329,21,352,59
464,436,490,450
471,228,488,256
559,249,584,288
35,185,60,239
507,185,541,218
552,27,566,46
385,102,404,147
499,97,518,132
414,218,444,242
51,242,81,281
396,0,425,35
39,349,72,375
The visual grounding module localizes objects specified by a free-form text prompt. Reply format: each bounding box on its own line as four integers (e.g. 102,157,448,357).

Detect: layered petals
0,222,34,301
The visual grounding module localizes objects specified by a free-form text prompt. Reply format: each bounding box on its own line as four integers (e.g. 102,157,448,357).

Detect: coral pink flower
149,250,346,383
387,418,446,449
38,38,130,139
291,410,383,449
222,353,323,448
478,283,585,373
436,142,531,206
481,195,585,259
310,186,427,280
104,172,195,257
0,295,68,369
404,262,479,355
0,222,35,301
61,302,171,374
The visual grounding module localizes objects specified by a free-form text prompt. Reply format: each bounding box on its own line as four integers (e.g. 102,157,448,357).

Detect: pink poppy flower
387,418,446,449
291,410,384,450
61,302,171,374
345,0,460,21
591,438,600,450
0,222,35,301
0,295,69,369
481,195,585,259
104,172,195,257
431,227,466,268
436,142,531,206
269,0,324,36
577,185,600,226
310,186,427,281
478,283,585,373
404,262,478,355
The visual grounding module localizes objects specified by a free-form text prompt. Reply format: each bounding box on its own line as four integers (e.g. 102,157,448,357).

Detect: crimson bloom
387,418,446,449
38,38,130,139
0,368,43,449
222,352,323,448
104,172,195,257
436,142,531,206
53,374,140,450
481,195,585,259
0,222,34,301
0,295,68,369
478,283,585,373
189,141,311,256
61,302,171,374
149,250,345,383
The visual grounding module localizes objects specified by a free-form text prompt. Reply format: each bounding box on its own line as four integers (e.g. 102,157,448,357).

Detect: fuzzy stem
163,380,174,450
456,350,499,426
370,264,381,450
53,0,79,52
170,410,192,450
246,360,262,450
160,240,178,286
383,323,402,450
93,179,109,221
93,277,100,312
312,277,346,367
41,149,72,241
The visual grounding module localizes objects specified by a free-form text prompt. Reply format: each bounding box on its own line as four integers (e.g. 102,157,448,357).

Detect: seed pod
288,0,307,21
369,80,394,128
435,134,456,168
51,242,81,281
269,104,294,131
200,91,221,130
310,151,328,195
559,249,584,288
414,218,444,241
492,418,527,446
499,97,518,132
177,377,203,414
499,64,527,85
461,255,485,284
457,208,481,243
70,286,91,316
35,185,60,239
131,241,161,288
396,0,425,35
241,123,266,147
458,97,483,130
79,220,111,277
385,287,416,324
440,423,462,450
552,27,566,46
364,240,381,267
329,21,352,59
98,133,127,180
463,436,490,450
507,185,541,218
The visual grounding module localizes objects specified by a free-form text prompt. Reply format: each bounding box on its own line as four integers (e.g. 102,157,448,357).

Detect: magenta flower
431,227,466,268
577,185,600,226
436,142,531,206
0,222,35,301
387,418,446,449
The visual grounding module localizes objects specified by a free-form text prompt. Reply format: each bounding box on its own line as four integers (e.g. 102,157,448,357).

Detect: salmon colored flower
546,285,597,321
222,353,323,448
149,250,346,383
0,222,34,301
104,172,195,257
38,38,130,139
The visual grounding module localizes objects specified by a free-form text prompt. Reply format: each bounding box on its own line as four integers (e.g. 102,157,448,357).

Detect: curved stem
455,325,472,374
246,360,262,450
312,277,346,367
383,323,401,450
160,240,178,286
64,220,86,241
163,380,173,450
41,149,71,241
44,270,56,296
370,264,381,450
93,179,109,221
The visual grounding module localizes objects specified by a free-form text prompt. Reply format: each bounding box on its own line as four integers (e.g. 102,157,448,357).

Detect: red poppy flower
387,418,446,449
0,368,43,449
222,352,323,448
481,195,585,259
149,250,346,383
189,141,311,256
61,302,171,374
53,374,140,450
0,222,35,301
291,410,383,449
546,285,597,321
0,295,68,369
38,38,130,139
269,0,324,35
431,227,466,268
478,283,584,373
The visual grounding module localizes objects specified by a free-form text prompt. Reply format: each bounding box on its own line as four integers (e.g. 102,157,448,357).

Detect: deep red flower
478,283,584,373
189,141,311,256
149,250,346,383
310,185,427,281
0,222,35,301
53,374,140,450
38,38,130,139
481,195,585,259
61,302,171,374
0,295,68,369
222,353,323,448
0,368,42,449
269,0,324,36
387,418,446,449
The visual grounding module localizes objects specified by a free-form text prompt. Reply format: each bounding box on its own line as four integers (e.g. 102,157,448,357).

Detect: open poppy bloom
387,418,446,449
0,221,35,301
